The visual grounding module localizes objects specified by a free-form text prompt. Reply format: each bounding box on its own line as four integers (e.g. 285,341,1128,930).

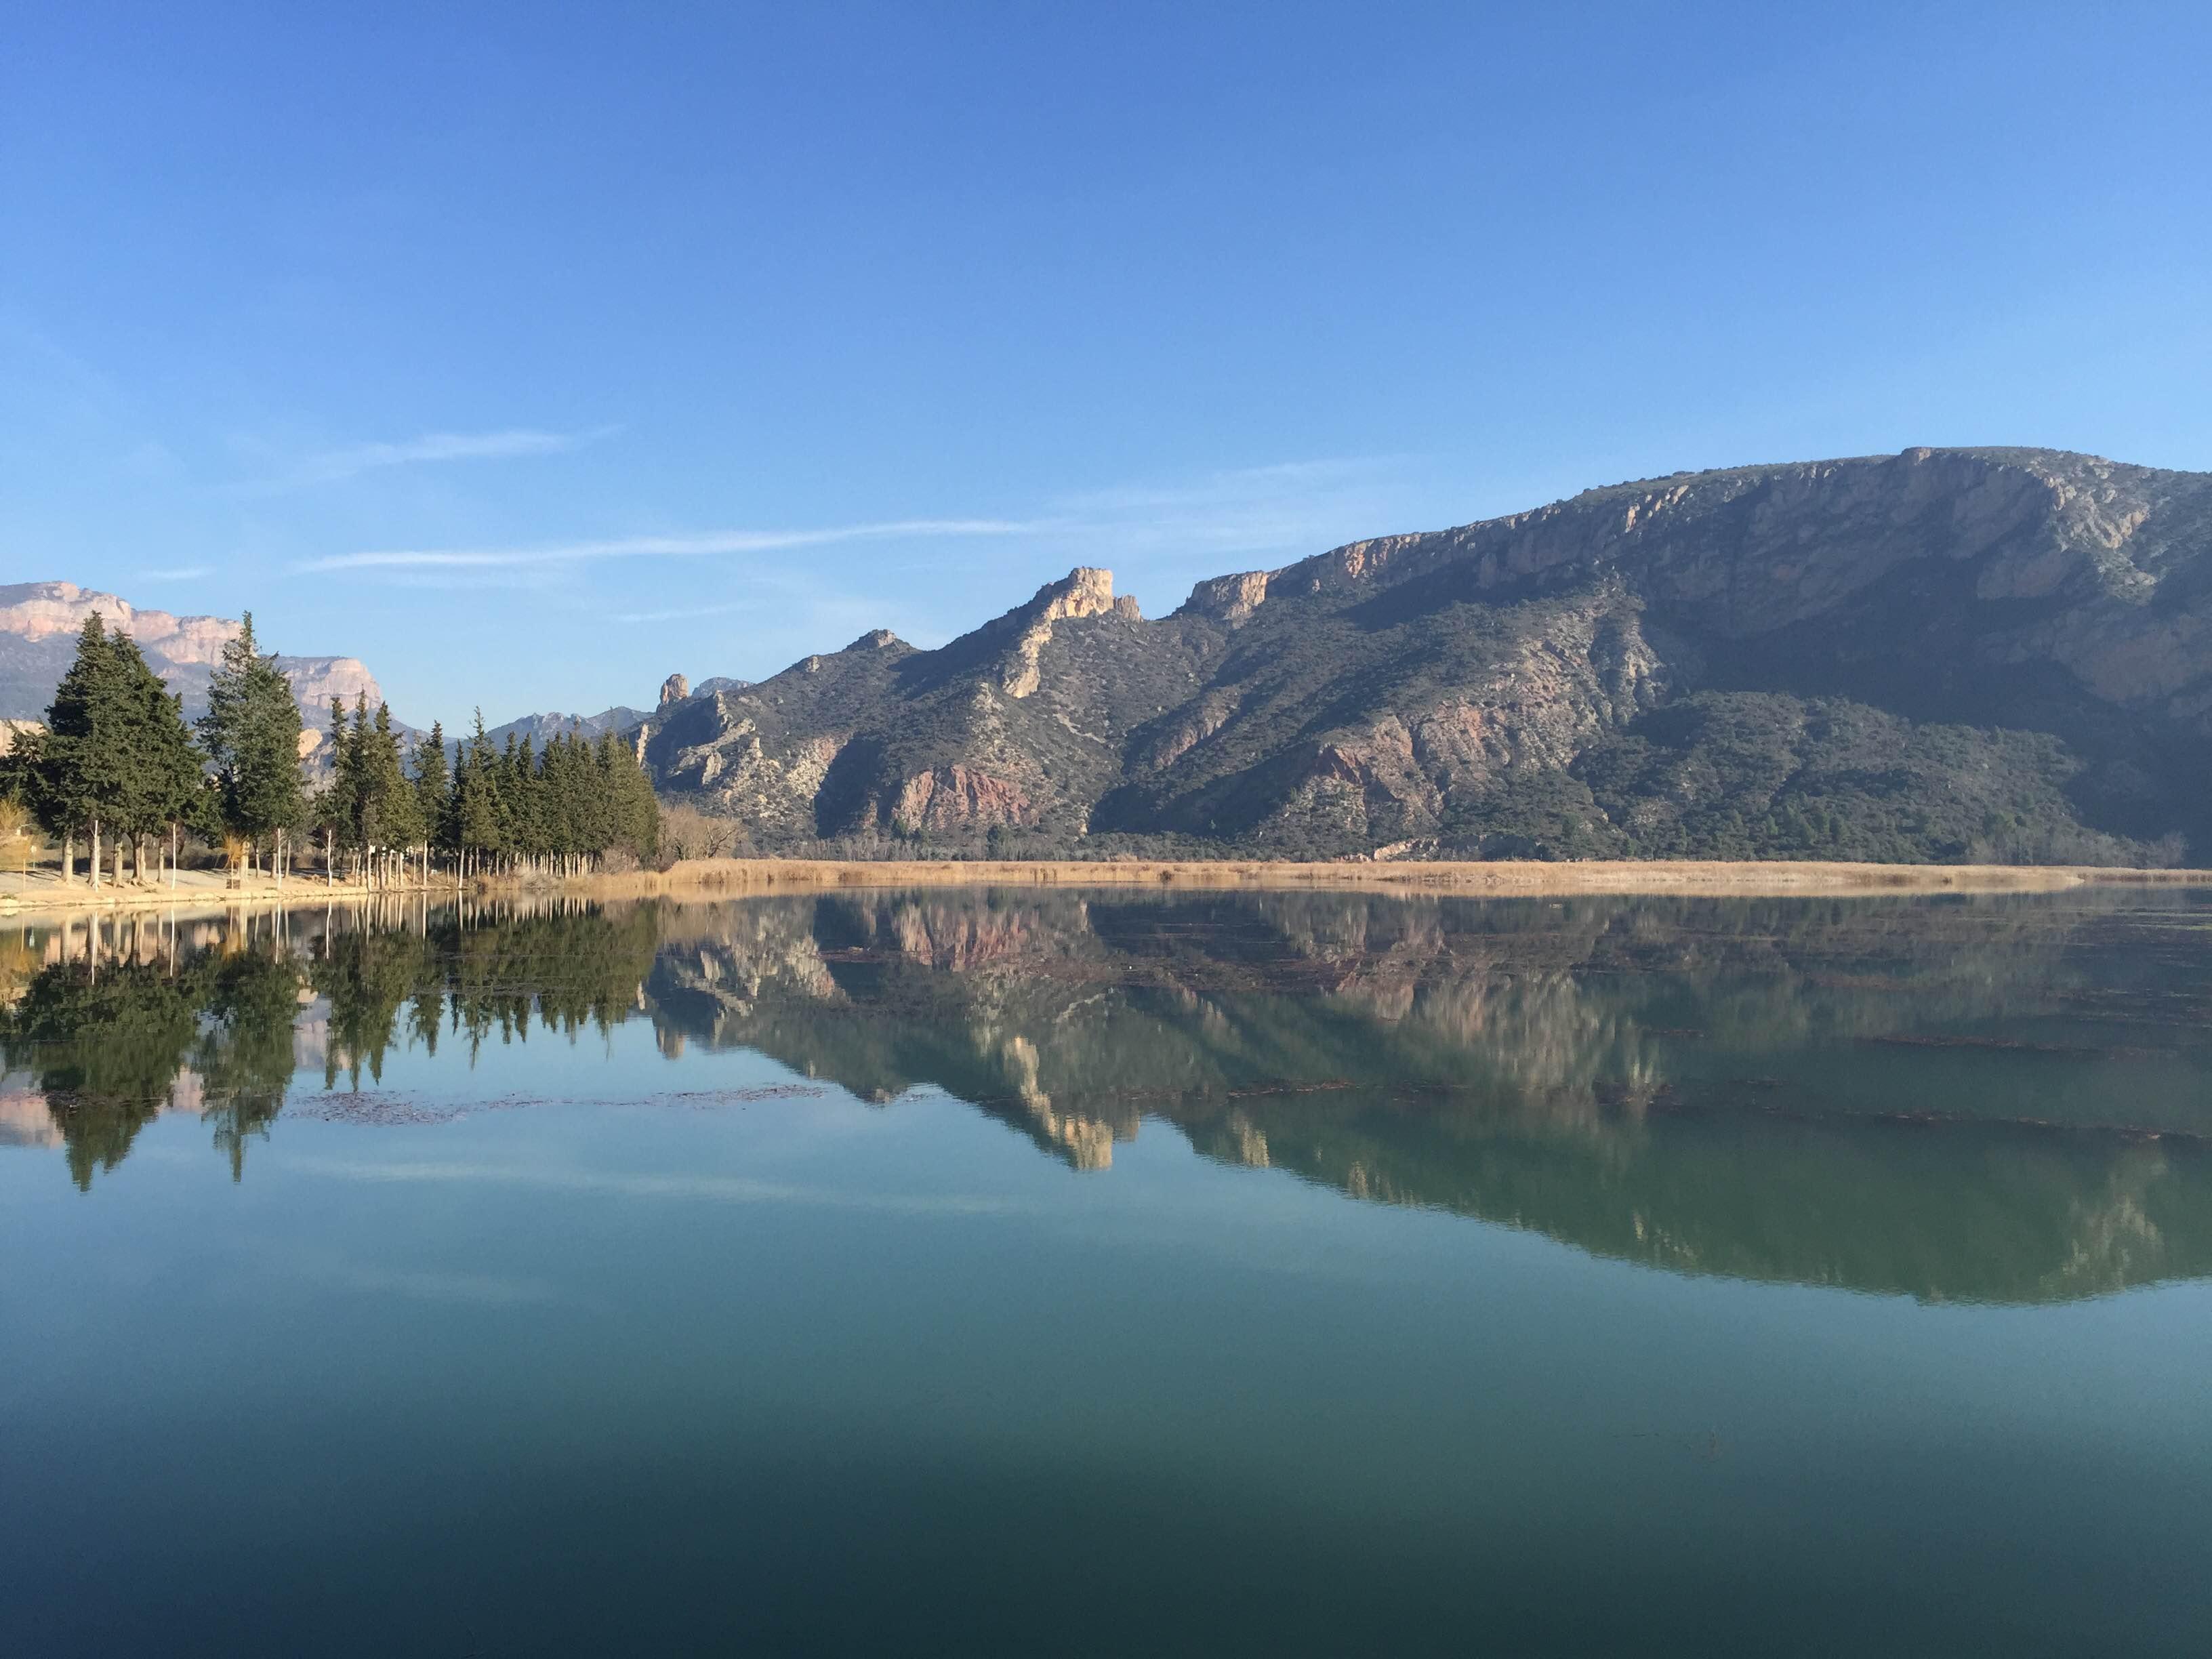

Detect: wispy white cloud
134,564,211,581
288,453,1426,632
249,424,621,490
611,600,747,625
296,517,1047,574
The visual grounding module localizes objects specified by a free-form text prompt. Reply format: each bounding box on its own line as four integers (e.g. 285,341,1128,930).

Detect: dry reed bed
8,858,2203,920
589,857,2212,901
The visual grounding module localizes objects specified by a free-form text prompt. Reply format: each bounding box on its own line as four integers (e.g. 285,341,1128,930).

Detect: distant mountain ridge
469,680,749,758
474,706,651,754
638,446,2212,864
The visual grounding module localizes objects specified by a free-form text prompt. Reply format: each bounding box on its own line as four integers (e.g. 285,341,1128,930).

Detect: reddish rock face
660,673,691,708
892,766,1033,834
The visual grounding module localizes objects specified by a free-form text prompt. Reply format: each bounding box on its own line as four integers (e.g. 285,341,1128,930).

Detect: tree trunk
90,819,101,890
62,830,75,886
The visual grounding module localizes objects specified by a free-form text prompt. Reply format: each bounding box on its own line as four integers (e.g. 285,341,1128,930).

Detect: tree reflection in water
5,886,2212,1303
0,898,661,1187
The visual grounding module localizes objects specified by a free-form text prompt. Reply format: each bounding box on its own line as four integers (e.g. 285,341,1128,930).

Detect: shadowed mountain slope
641,447,2212,863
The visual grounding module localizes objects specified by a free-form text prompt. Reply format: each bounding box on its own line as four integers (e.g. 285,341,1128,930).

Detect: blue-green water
4,888,2211,1655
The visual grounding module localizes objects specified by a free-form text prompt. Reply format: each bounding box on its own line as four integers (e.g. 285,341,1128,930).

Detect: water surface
4,888,2211,1655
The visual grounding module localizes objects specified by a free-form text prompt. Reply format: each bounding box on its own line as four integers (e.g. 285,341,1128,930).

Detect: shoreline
5,855,2207,920
1,869,426,921
576,855,2212,901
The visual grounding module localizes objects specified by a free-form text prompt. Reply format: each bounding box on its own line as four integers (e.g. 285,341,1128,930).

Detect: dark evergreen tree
412,722,453,867
197,613,305,876
502,735,539,871
455,711,507,878
314,697,352,882
110,632,205,884
35,615,135,888
372,704,426,883
602,731,661,860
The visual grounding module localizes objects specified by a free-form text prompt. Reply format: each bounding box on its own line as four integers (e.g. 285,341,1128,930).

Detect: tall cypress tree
110,633,204,882
596,730,661,862
502,735,537,870
316,696,354,880
412,722,453,868
38,615,135,888
369,704,423,882
455,711,506,876
342,694,380,866
198,613,304,876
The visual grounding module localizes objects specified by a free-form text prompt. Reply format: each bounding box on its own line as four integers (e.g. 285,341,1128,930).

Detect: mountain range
16,447,2212,865
636,447,2212,864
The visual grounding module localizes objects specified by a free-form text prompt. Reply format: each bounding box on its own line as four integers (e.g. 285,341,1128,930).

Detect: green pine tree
371,704,425,882
109,632,205,884
455,711,508,878
412,722,453,866
36,614,136,888
198,613,305,877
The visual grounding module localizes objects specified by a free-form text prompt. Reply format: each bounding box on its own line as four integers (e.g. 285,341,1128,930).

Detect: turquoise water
3,889,2211,1655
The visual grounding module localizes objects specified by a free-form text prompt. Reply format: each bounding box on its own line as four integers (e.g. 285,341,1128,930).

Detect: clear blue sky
5,2,2207,729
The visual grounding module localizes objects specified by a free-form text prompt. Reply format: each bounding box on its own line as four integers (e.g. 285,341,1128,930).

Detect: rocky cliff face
0,581,393,731
640,448,2212,862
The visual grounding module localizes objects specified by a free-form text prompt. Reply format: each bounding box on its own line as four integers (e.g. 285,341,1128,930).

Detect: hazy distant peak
0,579,395,729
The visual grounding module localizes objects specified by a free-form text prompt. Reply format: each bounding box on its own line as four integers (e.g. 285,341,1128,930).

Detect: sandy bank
1,867,404,920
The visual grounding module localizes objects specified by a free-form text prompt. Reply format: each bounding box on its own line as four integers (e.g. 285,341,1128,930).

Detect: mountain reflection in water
6,886,2212,1304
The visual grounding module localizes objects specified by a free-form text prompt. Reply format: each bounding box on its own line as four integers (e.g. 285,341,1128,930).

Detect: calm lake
4,886,2211,1656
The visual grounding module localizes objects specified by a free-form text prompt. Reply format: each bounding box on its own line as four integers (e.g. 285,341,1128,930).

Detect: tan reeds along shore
6,856,2208,918
582,856,2212,901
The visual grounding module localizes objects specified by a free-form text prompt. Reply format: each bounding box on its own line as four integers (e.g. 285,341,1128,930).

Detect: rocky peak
0,580,245,671
988,569,1141,697
1029,567,1122,623
660,672,691,708
1179,570,1272,624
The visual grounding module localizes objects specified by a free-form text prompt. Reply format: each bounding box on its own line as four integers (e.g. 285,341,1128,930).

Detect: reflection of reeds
289,1082,834,1128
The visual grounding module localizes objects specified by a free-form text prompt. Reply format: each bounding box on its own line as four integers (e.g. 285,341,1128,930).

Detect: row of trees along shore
0,612,659,889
